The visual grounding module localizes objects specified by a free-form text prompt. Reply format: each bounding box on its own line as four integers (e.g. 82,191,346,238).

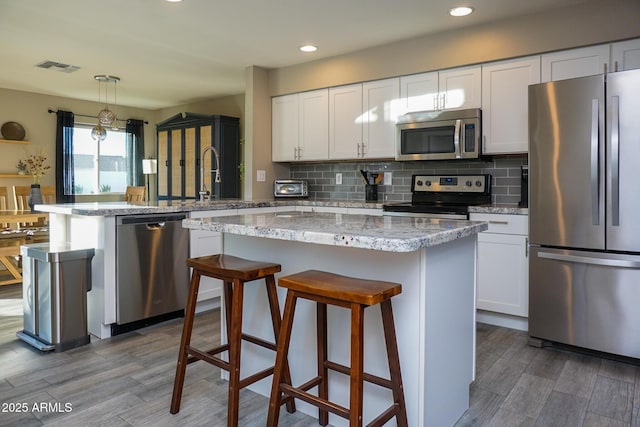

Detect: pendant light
92,75,120,141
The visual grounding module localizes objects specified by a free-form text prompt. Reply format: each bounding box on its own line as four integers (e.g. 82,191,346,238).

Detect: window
72,125,128,194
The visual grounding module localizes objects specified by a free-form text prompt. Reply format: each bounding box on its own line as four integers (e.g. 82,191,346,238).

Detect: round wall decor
1,121,26,140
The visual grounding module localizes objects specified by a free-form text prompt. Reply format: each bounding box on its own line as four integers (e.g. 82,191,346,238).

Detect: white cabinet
272,89,328,161
399,65,481,113
470,213,529,319
329,78,399,160
541,44,610,82
611,39,640,71
482,56,541,154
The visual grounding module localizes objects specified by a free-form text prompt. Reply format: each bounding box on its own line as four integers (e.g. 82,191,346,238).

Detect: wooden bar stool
267,270,408,427
170,254,295,426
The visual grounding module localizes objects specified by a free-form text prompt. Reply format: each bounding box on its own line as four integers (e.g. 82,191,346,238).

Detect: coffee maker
519,165,528,207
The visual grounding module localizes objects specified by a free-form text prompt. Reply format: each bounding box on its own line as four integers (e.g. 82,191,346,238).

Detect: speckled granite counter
183,211,487,252
34,199,384,216
468,204,528,215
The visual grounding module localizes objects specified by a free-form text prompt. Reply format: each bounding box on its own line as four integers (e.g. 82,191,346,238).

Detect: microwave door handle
454,119,462,159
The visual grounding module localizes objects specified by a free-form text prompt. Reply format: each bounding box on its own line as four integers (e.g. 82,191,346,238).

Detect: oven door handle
454,119,462,159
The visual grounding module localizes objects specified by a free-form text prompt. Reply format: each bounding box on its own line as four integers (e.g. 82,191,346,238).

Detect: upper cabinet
611,39,640,71
272,89,328,162
399,65,481,114
329,78,399,160
541,45,610,82
482,56,541,155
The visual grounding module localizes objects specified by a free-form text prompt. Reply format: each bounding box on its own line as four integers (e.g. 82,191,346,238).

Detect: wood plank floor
1,282,639,426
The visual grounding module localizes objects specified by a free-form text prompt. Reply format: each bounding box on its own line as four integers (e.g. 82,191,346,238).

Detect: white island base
219,233,476,427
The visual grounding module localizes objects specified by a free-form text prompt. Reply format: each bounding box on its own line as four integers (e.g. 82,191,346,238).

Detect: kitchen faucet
199,145,221,202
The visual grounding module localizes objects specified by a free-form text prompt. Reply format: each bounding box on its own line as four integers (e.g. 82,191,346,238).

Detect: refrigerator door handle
538,251,640,269
590,99,600,226
611,95,620,226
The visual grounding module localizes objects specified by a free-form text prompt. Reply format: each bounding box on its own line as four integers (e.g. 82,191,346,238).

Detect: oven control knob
416,180,423,187
465,180,472,187
424,180,431,187
475,180,483,187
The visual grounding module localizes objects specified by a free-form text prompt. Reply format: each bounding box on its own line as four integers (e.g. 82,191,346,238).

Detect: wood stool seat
171,254,295,426
267,270,408,427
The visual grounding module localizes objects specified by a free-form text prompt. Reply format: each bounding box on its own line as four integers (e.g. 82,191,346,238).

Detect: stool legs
349,303,365,427
317,303,328,426
226,278,244,427
170,270,201,414
381,300,408,427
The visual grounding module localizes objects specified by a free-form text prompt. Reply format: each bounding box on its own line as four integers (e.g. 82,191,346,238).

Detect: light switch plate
336,173,342,185
383,172,393,186
257,170,266,182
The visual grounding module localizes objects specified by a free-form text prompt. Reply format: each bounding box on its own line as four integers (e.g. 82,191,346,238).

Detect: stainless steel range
382,174,491,219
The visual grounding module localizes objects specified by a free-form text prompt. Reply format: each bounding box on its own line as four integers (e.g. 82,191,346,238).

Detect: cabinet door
438,65,481,111
184,127,197,199
157,130,169,199
170,129,183,199
611,39,640,71
329,84,363,160
362,78,399,159
541,44,610,82
476,232,528,317
272,94,299,161
299,89,329,161
199,125,213,197
482,56,541,154
399,71,439,113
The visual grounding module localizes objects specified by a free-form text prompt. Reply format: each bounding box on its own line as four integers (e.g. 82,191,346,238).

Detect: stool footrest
280,383,350,419
367,404,402,427
187,346,230,371
325,360,393,389
241,333,277,352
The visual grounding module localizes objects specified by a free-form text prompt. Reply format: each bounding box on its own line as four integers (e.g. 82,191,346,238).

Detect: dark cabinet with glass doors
156,113,240,200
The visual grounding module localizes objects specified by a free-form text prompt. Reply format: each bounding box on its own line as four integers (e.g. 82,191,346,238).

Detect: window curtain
126,119,145,186
55,110,75,203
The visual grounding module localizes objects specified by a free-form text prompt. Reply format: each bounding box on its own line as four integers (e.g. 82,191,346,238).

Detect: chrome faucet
199,145,221,202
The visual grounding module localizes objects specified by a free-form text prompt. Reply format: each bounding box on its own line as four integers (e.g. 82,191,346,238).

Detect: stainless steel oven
383,174,491,218
396,108,482,161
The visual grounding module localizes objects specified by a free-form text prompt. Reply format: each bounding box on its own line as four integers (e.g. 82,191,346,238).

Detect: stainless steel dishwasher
114,213,189,335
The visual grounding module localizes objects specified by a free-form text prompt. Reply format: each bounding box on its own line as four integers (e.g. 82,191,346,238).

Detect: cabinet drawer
469,213,528,235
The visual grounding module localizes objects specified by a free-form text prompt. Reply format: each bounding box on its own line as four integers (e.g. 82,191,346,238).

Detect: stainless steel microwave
274,180,308,198
396,108,481,161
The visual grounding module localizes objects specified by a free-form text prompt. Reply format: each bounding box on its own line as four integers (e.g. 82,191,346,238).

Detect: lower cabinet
470,213,529,326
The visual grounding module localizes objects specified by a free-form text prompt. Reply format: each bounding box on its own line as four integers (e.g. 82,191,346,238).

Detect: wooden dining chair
0,187,8,228
12,185,55,226
125,186,146,202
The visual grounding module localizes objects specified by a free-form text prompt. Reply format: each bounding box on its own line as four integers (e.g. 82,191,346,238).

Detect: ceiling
0,0,588,110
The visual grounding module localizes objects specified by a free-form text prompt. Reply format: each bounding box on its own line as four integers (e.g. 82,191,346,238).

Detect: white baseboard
476,310,528,331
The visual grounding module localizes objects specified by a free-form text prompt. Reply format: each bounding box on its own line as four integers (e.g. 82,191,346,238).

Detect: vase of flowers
24,150,51,211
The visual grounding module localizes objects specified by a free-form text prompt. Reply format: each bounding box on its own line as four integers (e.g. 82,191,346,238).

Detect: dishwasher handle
118,214,186,225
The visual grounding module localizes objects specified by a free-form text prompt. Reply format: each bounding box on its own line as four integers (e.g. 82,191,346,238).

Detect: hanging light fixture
92,75,120,140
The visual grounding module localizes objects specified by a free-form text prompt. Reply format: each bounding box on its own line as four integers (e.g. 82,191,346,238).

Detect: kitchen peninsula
183,211,487,426
35,201,486,426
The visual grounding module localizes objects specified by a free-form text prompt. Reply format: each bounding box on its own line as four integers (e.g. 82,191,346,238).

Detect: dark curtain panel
126,119,145,186
55,110,75,203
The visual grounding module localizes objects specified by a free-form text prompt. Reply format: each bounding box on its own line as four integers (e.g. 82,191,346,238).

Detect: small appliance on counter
274,179,308,198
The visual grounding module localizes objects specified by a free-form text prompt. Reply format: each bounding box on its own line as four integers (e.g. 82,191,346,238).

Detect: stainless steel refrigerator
528,68,640,359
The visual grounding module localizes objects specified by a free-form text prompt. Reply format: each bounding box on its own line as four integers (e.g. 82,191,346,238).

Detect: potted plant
16,160,28,175
23,150,51,211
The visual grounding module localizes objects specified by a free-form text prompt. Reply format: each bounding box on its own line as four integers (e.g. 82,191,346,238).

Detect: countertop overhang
183,211,488,252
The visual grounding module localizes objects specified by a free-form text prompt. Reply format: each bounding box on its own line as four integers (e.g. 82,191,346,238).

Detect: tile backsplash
289,155,527,205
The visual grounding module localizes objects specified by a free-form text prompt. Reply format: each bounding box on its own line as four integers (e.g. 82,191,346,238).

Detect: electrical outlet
336,173,342,185
257,170,266,182
383,172,393,186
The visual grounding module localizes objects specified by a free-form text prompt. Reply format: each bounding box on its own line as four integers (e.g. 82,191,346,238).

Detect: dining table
0,210,49,286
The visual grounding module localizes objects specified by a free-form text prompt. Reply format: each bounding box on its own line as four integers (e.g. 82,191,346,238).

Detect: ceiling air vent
35,60,80,73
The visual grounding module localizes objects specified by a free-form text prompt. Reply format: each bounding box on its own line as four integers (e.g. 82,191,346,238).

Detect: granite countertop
183,211,488,252
34,199,384,216
468,204,528,215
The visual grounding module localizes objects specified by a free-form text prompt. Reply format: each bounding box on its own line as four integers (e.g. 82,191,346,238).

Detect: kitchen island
183,211,487,427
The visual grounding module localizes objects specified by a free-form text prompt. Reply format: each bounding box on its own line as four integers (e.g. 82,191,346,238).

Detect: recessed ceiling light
450,6,474,17
300,45,318,53
166,0,183,2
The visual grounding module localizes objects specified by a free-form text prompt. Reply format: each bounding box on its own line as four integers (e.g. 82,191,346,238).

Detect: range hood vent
35,60,80,73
